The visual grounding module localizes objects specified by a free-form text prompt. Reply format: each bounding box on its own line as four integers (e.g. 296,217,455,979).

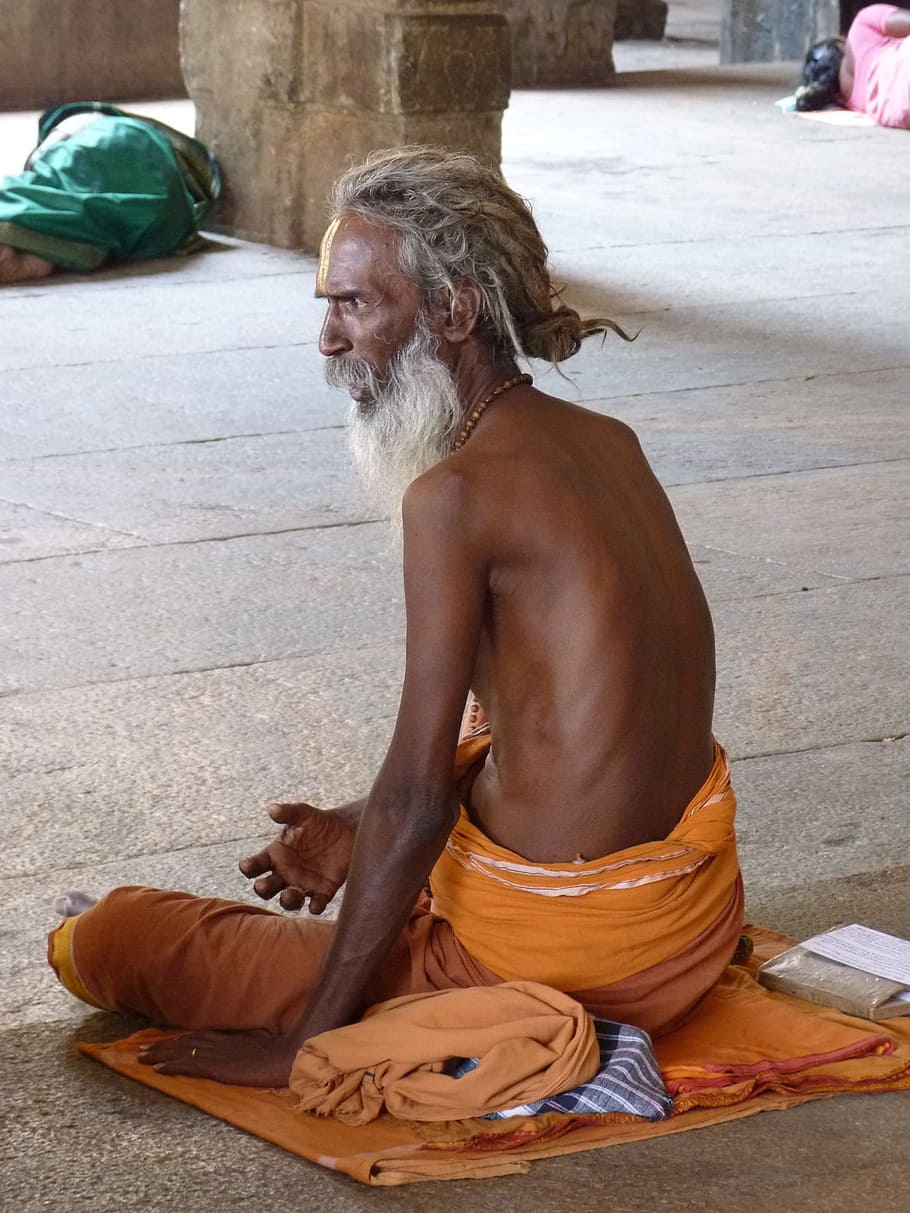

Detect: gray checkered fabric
448,1017,672,1120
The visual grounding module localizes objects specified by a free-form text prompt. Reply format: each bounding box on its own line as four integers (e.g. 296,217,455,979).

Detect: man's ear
438,280,484,344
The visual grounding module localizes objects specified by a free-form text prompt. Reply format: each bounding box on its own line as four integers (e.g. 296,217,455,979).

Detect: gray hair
329,146,632,364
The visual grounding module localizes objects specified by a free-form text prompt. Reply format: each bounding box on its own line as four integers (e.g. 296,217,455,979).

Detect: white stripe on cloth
442,841,713,896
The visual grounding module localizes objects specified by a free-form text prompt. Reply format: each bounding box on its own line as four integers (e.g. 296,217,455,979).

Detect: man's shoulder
400,461,479,550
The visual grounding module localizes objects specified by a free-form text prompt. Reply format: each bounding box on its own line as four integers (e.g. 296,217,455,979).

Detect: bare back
451,389,715,863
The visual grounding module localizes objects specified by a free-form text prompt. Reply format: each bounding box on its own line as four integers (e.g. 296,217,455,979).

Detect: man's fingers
279,887,306,912
239,847,272,878
268,801,314,826
138,1035,200,1073
307,893,330,915
252,873,286,901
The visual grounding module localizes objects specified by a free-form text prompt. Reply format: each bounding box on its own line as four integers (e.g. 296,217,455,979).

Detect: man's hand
138,1029,299,1088
239,802,355,914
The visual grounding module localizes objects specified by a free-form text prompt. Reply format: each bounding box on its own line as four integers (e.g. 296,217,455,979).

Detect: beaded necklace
453,373,532,450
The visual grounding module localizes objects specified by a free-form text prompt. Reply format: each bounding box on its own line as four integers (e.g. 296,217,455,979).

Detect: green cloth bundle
0,102,220,272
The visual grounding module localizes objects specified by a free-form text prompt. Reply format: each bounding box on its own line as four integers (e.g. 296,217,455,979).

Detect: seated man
0,102,219,284
49,147,743,1088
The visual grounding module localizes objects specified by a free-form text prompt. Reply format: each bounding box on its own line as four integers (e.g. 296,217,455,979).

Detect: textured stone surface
0,525,402,695
3,648,400,880
180,0,510,250
721,0,839,62
510,0,619,86
0,0,185,110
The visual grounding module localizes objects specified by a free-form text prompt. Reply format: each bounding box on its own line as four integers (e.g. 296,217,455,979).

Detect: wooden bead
453,374,532,451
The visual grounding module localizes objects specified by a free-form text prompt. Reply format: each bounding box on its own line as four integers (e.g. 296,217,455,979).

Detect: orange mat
79,928,910,1185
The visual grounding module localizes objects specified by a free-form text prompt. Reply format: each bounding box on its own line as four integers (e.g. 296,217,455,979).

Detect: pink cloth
846,4,910,128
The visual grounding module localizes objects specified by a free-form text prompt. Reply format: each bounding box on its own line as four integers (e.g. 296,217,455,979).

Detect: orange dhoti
49,737,743,1038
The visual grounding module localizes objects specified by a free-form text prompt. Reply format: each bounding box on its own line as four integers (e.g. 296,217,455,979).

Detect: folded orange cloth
289,981,599,1125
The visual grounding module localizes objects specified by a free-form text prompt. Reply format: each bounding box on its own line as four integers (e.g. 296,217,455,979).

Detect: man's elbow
366,780,460,841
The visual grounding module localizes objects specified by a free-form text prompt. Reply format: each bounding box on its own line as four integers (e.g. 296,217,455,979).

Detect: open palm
239,802,355,914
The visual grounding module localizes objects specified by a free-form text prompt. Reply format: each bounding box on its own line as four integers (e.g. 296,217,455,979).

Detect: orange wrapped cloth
289,981,599,1125
432,734,744,1035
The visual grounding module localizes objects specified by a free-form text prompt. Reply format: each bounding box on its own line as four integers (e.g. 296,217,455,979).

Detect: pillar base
720,0,839,62
509,0,618,86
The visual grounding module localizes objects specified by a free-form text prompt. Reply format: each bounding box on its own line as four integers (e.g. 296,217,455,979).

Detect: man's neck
450,342,522,425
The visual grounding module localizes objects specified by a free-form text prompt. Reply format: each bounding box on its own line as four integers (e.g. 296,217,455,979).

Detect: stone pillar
720,0,839,63
0,0,185,111
509,0,618,86
614,0,667,41
180,0,510,252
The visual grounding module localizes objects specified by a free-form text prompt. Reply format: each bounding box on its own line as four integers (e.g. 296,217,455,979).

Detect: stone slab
3,648,402,880
3,360,908,487
6,424,904,557
745,864,910,945
8,503,897,700
670,461,910,580
712,577,909,757
0,344,329,462
530,289,910,406
603,369,910,486
687,542,838,600
503,66,908,248
550,227,910,315
0,264,322,374
0,524,403,695
0,499,142,563
0,428,369,549
733,738,910,895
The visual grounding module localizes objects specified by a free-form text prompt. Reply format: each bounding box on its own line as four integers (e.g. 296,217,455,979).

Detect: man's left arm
287,467,489,1040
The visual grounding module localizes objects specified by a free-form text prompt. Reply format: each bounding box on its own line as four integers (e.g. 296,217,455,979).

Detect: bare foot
54,891,99,918
0,243,56,284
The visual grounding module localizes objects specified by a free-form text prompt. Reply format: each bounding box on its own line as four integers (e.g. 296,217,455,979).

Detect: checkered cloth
448,1017,672,1120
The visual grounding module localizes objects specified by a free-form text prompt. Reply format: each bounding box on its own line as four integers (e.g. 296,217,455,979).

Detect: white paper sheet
802,924,910,987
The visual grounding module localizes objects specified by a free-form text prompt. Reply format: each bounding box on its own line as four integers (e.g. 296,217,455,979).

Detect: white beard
325,314,461,534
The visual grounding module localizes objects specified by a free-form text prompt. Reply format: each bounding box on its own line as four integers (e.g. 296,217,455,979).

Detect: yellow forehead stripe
316,216,342,296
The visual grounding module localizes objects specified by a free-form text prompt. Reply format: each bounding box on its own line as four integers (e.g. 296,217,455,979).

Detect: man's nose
318,309,351,358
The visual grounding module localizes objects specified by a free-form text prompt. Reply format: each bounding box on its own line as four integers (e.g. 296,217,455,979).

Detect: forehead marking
316,216,342,295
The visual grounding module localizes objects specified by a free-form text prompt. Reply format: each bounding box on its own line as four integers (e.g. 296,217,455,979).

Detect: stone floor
2,27,910,1213
615,0,722,70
